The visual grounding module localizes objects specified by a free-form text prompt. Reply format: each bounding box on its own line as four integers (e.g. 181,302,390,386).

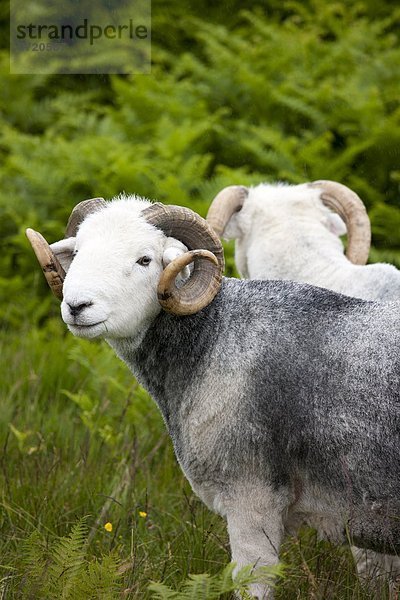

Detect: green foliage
149,562,283,599
2,0,400,325
0,322,229,598
18,519,122,599
61,339,155,451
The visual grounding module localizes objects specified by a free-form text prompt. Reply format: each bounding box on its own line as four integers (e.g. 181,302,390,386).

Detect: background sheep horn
142,203,224,315
206,185,249,237
310,180,371,265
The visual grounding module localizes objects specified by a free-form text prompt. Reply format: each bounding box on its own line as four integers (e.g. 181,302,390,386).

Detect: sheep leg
225,485,286,599
352,546,400,598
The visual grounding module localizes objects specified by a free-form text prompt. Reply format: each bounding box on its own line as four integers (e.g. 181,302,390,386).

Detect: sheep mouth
68,321,107,338
73,321,105,328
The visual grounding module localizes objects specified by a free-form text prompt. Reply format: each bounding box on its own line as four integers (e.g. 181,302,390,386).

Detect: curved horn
206,185,249,237
142,204,224,315
158,250,219,315
309,180,371,265
26,228,65,300
65,197,107,237
27,198,108,300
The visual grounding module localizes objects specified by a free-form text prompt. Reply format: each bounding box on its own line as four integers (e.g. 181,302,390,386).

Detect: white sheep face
51,198,188,340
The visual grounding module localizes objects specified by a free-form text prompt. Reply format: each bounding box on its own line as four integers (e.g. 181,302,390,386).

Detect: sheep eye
137,256,152,267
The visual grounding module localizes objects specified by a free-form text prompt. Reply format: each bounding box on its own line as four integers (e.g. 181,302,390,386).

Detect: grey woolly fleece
112,277,400,555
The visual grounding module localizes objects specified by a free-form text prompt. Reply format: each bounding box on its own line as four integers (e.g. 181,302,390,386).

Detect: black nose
67,302,92,317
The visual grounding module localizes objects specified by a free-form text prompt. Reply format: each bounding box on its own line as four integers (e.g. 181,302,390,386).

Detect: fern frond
74,553,122,599
21,530,49,597
19,519,123,599
148,581,180,599
45,518,88,599
149,562,283,599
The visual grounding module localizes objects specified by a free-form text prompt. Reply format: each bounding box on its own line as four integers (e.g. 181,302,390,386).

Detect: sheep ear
50,237,76,272
163,238,192,284
222,213,243,240
163,238,188,265
326,213,347,237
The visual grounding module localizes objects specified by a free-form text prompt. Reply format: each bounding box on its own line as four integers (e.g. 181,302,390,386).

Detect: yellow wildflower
139,511,147,518
104,522,113,532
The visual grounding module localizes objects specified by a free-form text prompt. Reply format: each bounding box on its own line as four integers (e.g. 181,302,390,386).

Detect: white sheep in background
26,196,400,599
207,180,400,301
207,179,400,592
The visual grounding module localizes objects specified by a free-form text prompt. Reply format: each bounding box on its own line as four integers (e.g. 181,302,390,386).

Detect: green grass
0,319,229,597
0,316,395,598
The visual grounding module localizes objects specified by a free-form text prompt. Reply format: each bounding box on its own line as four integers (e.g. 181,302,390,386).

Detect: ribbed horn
27,197,108,300
206,185,249,237
66,197,107,237
26,228,65,300
142,204,224,315
309,180,371,265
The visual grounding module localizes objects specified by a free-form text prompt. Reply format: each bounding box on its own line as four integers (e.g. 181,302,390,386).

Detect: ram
206,180,400,301
27,197,400,599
